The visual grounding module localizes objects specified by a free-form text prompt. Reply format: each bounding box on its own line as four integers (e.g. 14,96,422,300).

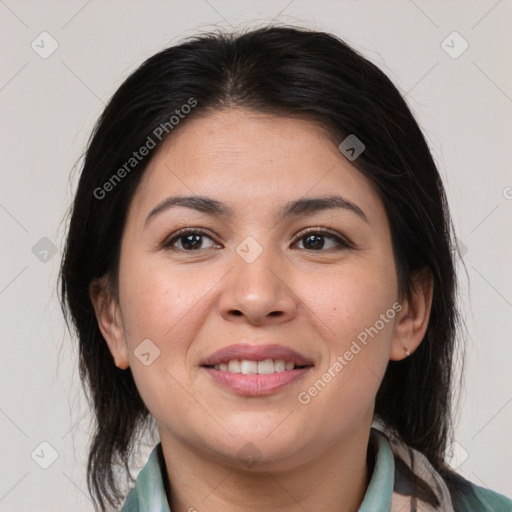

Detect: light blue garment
122,443,171,512
121,427,512,511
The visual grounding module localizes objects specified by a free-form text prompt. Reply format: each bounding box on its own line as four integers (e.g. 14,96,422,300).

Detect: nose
218,247,298,326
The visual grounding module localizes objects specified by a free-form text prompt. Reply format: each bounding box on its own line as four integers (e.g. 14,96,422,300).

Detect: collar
358,427,395,511
121,442,171,512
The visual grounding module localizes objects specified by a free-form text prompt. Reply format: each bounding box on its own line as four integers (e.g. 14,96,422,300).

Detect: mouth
200,344,314,396
203,358,310,374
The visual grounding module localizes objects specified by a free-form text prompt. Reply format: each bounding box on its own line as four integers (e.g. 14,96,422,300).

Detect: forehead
127,109,384,226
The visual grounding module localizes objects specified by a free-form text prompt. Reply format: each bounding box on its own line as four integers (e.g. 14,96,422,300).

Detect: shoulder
447,474,512,512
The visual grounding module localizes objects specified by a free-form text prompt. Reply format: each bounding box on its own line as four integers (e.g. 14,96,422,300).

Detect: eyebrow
144,194,369,227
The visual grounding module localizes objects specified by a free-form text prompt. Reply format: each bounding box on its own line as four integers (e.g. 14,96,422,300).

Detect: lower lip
202,367,312,396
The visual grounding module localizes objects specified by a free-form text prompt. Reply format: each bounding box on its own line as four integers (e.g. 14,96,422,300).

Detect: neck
159,421,374,512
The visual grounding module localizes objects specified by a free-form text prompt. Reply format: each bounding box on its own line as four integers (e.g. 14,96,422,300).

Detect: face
97,108,419,470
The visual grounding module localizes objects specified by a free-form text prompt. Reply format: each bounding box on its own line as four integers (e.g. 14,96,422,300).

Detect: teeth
274,359,285,372
258,359,275,374
213,359,298,374
240,360,258,374
228,359,241,373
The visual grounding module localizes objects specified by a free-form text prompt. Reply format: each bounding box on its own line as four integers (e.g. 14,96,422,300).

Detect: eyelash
161,227,352,252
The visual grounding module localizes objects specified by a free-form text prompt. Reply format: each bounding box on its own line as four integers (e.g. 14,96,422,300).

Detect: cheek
117,257,219,427
118,256,229,385
301,258,398,396
119,257,208,341
305,258,398,340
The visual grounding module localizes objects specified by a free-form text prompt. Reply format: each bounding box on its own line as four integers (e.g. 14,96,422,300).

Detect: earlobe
390,269,433,361
89,277,130,370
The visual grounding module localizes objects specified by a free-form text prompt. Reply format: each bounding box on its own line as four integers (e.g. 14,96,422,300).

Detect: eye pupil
303,234,325,250
181,234,202,250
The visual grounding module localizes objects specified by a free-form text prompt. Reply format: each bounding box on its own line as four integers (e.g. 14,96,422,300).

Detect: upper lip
201,344,314,367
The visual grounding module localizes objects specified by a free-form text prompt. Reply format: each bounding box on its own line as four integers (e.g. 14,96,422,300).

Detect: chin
211,431,311,470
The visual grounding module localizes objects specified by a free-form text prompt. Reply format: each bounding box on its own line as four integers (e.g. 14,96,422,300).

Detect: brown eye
163,229,219,251
293,228,351,251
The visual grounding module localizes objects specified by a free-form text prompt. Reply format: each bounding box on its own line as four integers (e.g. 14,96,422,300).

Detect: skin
90,108,433,512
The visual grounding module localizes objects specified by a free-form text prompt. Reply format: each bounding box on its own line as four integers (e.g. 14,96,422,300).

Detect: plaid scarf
371,420,454,511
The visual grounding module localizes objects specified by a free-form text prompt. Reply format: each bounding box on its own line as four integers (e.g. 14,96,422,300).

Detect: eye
162,228,220,251
162,227,352,253
292,228,352,251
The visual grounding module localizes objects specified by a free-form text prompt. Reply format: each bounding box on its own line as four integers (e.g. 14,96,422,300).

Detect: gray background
1,0,511,510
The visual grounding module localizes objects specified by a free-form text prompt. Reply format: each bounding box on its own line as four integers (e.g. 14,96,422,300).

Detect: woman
59,25,512,512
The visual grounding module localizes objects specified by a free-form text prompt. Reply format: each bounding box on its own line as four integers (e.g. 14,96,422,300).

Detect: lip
203,367,312,396
200,343,314,396
201,343,314,367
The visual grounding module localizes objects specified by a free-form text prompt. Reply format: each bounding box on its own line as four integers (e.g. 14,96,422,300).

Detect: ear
89,276,130,369
390,268,433,361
